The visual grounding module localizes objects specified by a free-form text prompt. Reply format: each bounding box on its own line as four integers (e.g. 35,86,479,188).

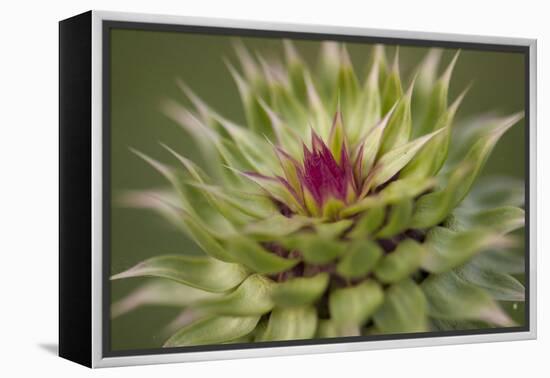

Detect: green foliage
422,271,513,326
271,274,330,307
225,236,299,274
164,315,260,347
259,306,318,341
329,281,384,327
374,279,428,333
195,274,275,316
336,241,383,278
374,240,426,283
112,41,525,347
111,255,248,292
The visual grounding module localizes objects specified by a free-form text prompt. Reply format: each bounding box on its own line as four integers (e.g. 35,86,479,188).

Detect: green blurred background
109,28,526,351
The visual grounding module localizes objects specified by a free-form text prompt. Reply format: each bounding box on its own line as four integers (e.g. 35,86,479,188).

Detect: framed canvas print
59,10,537,368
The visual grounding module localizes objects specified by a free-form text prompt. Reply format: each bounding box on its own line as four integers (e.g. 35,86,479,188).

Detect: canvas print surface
108,27,526,353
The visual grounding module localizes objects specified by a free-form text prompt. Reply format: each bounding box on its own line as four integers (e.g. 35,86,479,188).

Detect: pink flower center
300,140,353,205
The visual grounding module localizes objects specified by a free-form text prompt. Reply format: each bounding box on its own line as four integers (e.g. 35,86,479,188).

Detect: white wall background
0,0,547,376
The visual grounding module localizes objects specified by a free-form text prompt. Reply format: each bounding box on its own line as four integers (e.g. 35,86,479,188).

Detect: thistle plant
112,41,525,347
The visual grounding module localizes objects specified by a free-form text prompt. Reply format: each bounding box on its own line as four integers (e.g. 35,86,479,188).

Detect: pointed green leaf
250,318,269,342
348,55,382,142
337,240,383,278
375,176,436,204
329,281,384,326
456,263,525,302
303,185,322,217
243,214,314,240
317,41,340,106
233,40,261,82
375,198,413,238
348,205,385,238
236,170,303,214
273,145,302,192
225,236,299,274
260,306,318,341
374,279,428,333
378,80,413,156
130,188,234,247
362,85,382,134
421,270,513,326
422,227,508,274
343,176,434,218
164,315,260,347
196,274,275,315
328,110,346,164
369,45,389,89
316,319,341,338
260,100,302,154
271,273,330,307
160,144,210,184
226,61,272,135
283,40,308,104
130,150,239,261
304,71,332,140
315,219,354,238
161,99,224,179
381,49,403,114
281,234,346,264
401,89,467,179
214,115,278,171
129,148,188,204
369,127,445,188
374,239,426,284
321,198,346,220
410,163,473,230
463,176,525,210
415,51,459,137
111,279,220,318
119,189,191,233
337,45,360,120
179,210,237,262
269,81,309,129
217,138,258,174
413,113,524,229
411,48,442,127
175,79,224,130
469,248,525,275
447,206,525,235
163,308,204,336
186,182,276,220
111,255,249,293
358,107,394,175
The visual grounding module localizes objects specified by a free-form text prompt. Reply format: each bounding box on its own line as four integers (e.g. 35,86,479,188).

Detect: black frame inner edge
102,19,531,358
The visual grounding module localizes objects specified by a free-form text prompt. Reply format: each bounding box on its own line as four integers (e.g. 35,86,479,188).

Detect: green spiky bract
112,41,525,347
